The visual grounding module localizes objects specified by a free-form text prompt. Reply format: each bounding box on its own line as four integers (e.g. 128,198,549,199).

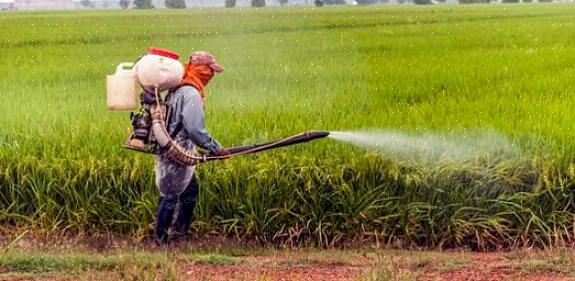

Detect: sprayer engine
125,97,171,154
125,109,155,153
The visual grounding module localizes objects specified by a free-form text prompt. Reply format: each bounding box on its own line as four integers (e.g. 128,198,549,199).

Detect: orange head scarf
180,62,214,101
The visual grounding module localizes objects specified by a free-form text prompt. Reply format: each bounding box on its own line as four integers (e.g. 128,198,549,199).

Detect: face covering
180,62,214,101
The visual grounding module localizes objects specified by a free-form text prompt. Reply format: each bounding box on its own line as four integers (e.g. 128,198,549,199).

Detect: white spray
328,129,518,163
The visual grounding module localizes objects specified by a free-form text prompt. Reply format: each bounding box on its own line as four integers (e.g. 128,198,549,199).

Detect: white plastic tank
136,48,184,92
106,62,137,111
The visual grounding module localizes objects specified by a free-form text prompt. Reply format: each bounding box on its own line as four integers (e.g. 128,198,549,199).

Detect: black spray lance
144,92,329,165
124,91,330,165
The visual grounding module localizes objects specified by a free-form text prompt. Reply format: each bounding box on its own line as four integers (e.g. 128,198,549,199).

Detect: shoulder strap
170,123,183,139
164,90,184,139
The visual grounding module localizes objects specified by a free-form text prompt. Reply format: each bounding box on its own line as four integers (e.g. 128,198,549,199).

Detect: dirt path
419,252,575,281
172,250,575,281
2,244,575,281
179,253,373,281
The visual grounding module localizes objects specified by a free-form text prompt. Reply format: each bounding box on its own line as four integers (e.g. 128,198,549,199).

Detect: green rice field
2,4,575,248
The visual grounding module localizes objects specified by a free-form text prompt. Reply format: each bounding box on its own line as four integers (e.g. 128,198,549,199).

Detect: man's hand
215,148,231,159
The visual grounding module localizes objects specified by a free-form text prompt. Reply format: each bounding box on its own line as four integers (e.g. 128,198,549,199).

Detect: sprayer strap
170,123,183,139
161,91,184,139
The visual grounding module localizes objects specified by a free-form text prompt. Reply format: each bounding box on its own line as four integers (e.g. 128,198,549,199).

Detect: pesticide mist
329,130,520,163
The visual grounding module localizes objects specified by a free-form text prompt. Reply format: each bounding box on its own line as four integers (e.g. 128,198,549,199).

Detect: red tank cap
147,47,180,60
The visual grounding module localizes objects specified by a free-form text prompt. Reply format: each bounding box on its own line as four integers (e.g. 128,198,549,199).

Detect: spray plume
328,129,519,163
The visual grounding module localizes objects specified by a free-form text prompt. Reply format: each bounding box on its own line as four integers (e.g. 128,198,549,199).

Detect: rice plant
1,4,575,248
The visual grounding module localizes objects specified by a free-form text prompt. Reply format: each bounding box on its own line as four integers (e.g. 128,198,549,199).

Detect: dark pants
155,175,199,243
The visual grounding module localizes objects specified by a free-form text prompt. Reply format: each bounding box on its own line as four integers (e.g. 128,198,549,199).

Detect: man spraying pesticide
107,47,329,244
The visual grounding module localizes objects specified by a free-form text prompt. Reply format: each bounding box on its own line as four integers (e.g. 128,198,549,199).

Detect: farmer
150,51,230,244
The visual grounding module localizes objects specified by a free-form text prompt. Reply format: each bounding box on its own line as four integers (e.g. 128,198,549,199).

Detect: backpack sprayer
106,48,329,166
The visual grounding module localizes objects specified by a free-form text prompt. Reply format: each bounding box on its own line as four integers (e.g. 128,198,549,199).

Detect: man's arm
180,90,223,155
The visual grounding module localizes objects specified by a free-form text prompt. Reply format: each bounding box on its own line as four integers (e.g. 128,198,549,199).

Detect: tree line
123,0,271,9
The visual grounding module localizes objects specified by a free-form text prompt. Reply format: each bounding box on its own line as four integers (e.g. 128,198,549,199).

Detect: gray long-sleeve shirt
155,85,223,196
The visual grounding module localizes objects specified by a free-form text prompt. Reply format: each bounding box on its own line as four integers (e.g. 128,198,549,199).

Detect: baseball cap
190,51,224,73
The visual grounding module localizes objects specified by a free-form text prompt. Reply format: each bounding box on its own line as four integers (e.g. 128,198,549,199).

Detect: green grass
0,250,238,280
0,248,453,280
503,248,575,275
2,247,574,280
2,4,575,248
188,253,241,265
0,251,162,273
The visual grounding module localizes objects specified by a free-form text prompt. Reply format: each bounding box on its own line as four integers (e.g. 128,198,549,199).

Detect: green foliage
225,0,237,7
80,0,94,8
251,0,266,7
119,0,130,8
133,0,153,9
2,5,575,248
165,0,185,9
356,0,384,4
459,0,490,4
